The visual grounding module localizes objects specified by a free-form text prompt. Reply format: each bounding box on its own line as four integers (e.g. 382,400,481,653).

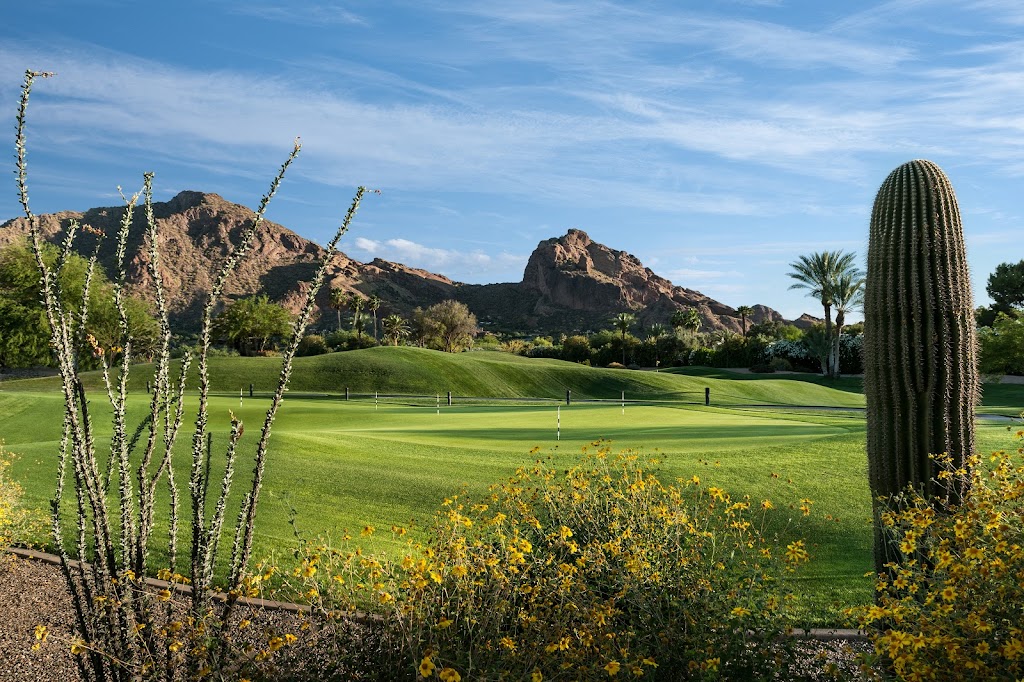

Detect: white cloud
352,236,526,280
229,2,367,26
664,268,744,282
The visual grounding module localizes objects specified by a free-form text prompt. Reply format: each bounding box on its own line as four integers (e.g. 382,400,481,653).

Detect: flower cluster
293,443,816,680
849,428,1024,681
0,443,45,553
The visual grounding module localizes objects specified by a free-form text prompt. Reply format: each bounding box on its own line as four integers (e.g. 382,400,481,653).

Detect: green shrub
291,445,816,680
296,334,330,356
979,313,1024,376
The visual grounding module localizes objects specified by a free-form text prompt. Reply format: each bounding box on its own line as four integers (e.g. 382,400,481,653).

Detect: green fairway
1,348,1021,626
0,346,868,408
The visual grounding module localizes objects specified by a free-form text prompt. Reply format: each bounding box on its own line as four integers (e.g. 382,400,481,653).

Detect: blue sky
2,0,1022,321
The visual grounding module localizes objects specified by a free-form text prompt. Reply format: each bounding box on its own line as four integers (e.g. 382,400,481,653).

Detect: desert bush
979,313,1024,376
501,339,529,355
764,335,862,374
526,344,562,360
296,334,330,356
560,335,590,363
0,443,46,552
769,357,792,372
290,445,816,680
325,329,377,351
848,430,1024,681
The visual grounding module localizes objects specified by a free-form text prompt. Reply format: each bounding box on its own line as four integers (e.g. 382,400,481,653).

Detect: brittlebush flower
439,668,461,682
604,660,621,676
420,655,436,678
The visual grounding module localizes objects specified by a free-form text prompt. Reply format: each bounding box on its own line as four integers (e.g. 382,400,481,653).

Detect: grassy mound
1,346,866,407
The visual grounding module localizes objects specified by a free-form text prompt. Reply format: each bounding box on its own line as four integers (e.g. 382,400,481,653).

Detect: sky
2,0,1023,321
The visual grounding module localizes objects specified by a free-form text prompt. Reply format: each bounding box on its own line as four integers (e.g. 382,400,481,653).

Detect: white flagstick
557,405,561,441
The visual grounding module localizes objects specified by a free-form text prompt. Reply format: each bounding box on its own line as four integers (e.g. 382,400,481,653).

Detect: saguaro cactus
864,159,979,574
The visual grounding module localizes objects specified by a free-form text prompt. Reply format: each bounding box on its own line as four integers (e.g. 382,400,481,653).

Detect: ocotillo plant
16,69,371,680
864,159,979,575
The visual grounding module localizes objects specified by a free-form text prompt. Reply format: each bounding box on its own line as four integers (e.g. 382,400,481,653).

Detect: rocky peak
0,198,802,336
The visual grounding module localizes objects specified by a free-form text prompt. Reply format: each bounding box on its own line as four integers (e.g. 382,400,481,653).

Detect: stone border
5,546,378,625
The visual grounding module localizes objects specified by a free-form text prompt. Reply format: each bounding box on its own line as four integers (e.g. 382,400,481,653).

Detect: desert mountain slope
1,192,806,335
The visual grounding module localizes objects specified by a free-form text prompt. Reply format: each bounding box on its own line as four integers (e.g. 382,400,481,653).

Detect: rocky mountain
0,192,804,336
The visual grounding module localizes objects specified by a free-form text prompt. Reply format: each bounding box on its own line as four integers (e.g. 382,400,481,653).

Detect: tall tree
986,260,1024,310
647,323,667,368
348,293,367,340
419,300,477,352
787,250,859,377
213,295,293,354
381,313,409,346
829,272,865,378
328,287,346,331
612,312,636,365
736,305,754,337
671,307,701,335
0,239,158,368
368,294,383,342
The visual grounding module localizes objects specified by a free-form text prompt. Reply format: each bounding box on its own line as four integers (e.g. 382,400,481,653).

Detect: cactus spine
864,159,979,575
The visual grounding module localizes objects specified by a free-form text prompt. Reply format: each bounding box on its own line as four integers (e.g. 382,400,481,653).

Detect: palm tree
802,326,832,376
368,294,383,342
829,271,865,378
673,307,701,335
787,251,858,377
381,314,409,346
648,323,667,368
736,305,754,337
348,293,367,340
612,312,636,365
328,287,346,331
647,323,667,342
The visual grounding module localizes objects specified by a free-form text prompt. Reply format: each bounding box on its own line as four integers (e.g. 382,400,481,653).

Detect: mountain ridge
0,191,816,335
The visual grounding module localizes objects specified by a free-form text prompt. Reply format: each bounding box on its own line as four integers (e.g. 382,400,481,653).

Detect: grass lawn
1,348,1021,626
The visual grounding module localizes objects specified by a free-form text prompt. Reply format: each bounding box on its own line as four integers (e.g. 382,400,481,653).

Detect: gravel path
0,556,79,682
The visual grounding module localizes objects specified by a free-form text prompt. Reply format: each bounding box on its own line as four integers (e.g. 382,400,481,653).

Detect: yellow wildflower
420,655,436,677
604,660,621,676
439,668,461,682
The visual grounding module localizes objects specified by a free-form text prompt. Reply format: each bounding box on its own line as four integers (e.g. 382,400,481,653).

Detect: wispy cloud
229,2,367,26
351,236,526,280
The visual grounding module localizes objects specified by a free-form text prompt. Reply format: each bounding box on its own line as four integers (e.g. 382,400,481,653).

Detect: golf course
1,346,1020,625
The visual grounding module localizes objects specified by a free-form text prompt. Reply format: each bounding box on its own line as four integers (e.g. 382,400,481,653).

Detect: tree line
1,236,1020,374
